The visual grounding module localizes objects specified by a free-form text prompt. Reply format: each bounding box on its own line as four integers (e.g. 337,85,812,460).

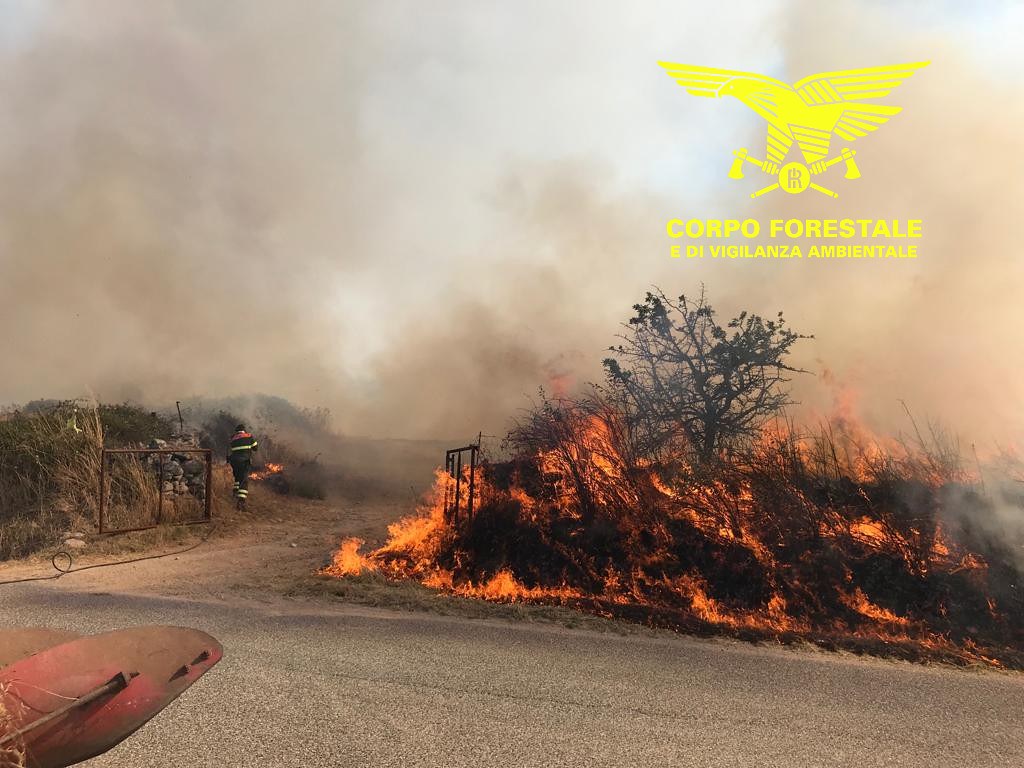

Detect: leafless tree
602,287,810,465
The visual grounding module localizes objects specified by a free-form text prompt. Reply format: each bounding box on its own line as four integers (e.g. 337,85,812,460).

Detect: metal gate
443,441,480,525
98,448,213,534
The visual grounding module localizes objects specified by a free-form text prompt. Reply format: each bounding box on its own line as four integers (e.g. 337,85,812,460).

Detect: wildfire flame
329,537,369,576
322,415,1022,668
252,462,285,481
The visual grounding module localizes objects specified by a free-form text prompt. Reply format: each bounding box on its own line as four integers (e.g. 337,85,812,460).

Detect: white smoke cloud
1,0,1021,449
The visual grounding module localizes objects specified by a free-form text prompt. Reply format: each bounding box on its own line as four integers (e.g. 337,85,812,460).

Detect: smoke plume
1,0,1021,449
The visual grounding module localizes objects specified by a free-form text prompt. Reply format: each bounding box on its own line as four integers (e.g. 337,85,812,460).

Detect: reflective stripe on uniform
230,431,257,452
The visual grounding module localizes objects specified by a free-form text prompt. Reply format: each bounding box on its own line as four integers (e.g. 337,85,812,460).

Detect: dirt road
1,491,1021,766
0,488,408,600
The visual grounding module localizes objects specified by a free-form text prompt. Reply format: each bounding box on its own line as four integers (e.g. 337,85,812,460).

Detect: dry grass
100,451,160,531
0,681,25,768
0,403,166,560
295,571,642,635
0,404,102,558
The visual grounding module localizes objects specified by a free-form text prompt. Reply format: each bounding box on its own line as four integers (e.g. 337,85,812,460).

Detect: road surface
2,584,1021,767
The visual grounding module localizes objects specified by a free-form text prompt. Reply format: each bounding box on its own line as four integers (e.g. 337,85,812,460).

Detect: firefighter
226,423,258,509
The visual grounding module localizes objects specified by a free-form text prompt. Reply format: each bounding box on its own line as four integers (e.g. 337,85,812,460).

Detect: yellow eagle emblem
658,61,929,197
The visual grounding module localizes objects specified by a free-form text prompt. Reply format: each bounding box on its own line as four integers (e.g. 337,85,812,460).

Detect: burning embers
251,462,289,495
251,462,285,481
250,459,327,500
324,410,1023,668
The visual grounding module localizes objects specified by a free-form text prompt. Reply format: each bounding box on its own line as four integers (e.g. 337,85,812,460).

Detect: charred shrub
456,497,539,579
287,460,327,500
665,516,771,608
200,410,244,456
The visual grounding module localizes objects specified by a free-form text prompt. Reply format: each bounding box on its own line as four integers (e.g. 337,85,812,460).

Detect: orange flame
321,410,1017,667
252,462,285,480
327,537,370,576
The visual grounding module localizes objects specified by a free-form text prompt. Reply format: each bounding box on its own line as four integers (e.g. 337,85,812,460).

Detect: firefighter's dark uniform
227,429,258,506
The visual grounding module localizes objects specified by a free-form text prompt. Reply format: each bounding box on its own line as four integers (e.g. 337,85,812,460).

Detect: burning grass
324,409,1024,668
252,459,327,500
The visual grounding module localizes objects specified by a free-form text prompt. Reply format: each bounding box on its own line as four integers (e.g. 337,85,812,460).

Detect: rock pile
148,434,208,503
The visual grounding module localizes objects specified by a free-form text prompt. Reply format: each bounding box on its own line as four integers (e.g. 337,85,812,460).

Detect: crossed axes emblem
728,147,861,198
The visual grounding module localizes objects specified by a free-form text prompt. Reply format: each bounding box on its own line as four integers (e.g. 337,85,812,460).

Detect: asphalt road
2,585,1022,768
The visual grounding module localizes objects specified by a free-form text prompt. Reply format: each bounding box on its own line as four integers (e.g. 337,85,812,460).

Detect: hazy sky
1,1,1022,443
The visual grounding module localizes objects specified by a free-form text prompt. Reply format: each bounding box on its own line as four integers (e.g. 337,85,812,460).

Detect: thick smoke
0,1,365,408
362,0,1024,445
741,0,1024,444
2,1,1021,450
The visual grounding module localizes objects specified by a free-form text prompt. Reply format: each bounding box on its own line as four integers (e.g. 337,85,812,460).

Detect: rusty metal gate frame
443,442,480,525
98,448,213,535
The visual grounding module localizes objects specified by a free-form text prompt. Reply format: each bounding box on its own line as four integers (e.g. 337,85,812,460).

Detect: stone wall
148,433,208,503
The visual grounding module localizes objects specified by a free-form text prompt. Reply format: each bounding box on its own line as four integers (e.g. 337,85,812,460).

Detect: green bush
98,403,174,447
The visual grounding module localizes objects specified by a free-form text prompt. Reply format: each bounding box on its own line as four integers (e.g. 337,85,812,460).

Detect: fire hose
0,523,218,587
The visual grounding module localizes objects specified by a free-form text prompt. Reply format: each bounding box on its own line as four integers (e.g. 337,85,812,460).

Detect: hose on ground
0,525,218,587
